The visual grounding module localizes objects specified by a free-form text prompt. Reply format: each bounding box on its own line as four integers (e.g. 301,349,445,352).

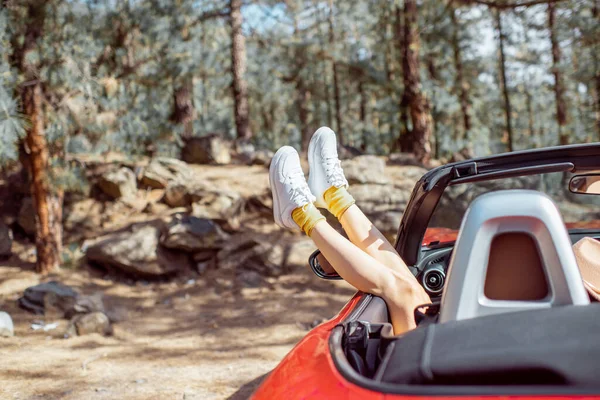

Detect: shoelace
285,168,313,206
324,156,346,187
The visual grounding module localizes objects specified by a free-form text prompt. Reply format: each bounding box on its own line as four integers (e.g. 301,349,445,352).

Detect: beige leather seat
573,237,600,301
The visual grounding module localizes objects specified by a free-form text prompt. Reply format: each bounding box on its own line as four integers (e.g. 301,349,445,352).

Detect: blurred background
0,0,599,399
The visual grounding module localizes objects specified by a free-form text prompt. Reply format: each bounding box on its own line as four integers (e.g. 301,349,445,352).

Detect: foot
269,146,316,230
307,127,348,208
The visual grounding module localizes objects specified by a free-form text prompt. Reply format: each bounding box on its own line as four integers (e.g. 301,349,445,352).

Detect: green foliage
3,0,599,167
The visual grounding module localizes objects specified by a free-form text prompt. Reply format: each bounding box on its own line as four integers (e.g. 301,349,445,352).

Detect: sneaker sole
269,146,295,229
308,127,332,208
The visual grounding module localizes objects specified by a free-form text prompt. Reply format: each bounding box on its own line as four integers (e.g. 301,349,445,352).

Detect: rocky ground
0,146,426,400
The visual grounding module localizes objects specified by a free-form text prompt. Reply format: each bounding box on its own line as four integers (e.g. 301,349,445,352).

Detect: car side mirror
309,250,342,280
569,174,600,195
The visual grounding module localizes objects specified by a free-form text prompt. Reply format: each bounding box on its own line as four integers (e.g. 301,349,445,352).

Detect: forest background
1,0,599,272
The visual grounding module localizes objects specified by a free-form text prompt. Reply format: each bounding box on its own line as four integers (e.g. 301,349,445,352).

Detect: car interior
309,145,600,393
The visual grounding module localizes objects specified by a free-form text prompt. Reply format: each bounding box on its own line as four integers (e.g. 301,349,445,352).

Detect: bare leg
339,204,416,282
310,220,428,335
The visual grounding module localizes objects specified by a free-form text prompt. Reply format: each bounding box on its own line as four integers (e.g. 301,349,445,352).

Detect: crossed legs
269,127,429,335
310,207,429,335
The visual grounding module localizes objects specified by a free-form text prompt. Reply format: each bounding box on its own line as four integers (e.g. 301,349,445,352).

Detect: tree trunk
230,0,252,140
22,81,63,274
548,2,568,145
494,9,514,152
526,87,535,140
399,0,432,163
450,5,471,138
15,1,62,274
328,0,344,145
593,0,600,141
171,77,195,140
298,81,313,152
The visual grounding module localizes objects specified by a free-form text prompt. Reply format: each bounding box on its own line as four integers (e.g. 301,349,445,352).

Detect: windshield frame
394,142,600,266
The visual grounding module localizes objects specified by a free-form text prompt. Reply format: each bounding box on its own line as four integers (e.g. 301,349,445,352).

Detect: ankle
292,203,325,236
324,186,355,219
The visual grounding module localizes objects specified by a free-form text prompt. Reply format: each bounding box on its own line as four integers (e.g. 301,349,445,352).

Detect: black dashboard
414,229,600,298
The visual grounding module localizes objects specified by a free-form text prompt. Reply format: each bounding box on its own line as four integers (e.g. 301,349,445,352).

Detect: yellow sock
324,186,355,219
292,203,325,236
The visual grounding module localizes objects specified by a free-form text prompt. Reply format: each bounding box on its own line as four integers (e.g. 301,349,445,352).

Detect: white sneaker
269,146,316,230
307,127,348,208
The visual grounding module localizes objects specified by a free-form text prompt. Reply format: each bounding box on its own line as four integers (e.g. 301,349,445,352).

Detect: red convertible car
252,143,600,399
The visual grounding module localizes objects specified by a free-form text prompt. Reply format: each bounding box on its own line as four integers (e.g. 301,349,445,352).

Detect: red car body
252,290,596,400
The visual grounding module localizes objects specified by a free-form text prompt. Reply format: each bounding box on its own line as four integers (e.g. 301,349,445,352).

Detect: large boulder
218,234,315,276
160,215,228,253
349,184,411,214
342,155,389,185
18,281,79,316
0,312,13,337
18,197,36,236
181,134,231,165
191,189,244,230
86,222,191,277
0,222,13,258
141,157,193,189
164,180,215,208
387,152,423,167
97,167,137,199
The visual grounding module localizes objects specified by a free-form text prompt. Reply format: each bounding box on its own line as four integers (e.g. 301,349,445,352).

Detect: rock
18,197,36,236
246,190,273,214
387,152,423,167
141,157,192,189
72,293,106,316
164,180,215,208
18,281,79,316
236,270,265,288
85,222,191,277
160,215,228,253
232,141,256,164
71,312,112,336
218,234,310,276
0,222,13,258
97,167,137,199
251,149,274,166
349,184,411,214
181,134,231,165
191,189,244,230
338,145,363,160
0,311,14,337
342,155,389,185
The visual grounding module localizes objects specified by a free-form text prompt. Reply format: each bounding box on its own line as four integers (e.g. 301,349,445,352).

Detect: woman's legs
269,134,430,334
307,127,419,281
309,220,424,334
339,205,417,282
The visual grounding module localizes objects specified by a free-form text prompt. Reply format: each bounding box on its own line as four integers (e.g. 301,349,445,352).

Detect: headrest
440,189,589,323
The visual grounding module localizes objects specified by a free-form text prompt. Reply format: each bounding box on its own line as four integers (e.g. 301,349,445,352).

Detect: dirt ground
0,246,355,399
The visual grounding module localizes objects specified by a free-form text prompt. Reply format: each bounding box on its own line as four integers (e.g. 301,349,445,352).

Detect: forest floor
0,245,355,399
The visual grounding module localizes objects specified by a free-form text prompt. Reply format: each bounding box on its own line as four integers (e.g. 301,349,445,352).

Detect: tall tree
593,0,600,140
450,3,472,138
399,0,433,163
12,1,63,274
494,9,514,152
328,0,344,145
230,0,252,140
547,2,568,145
